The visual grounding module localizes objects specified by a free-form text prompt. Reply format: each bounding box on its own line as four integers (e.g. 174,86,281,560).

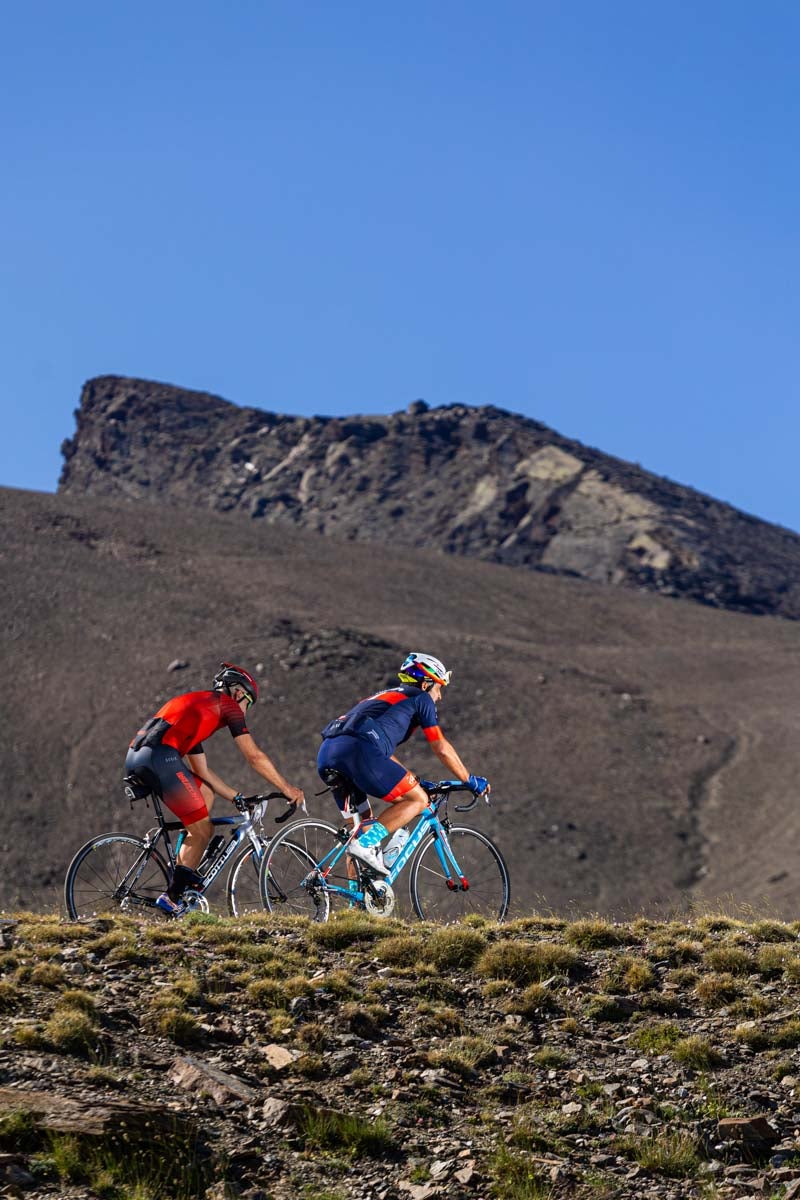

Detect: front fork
434,822,470,892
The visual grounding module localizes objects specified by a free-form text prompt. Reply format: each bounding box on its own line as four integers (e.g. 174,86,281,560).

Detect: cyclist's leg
350,751,429,835
378,778,430,835
326,745,429,867
318,741,372,888
174,774,215,870
147,747,211,901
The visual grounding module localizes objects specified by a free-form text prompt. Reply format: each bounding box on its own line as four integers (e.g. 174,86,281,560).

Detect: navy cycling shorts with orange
317,736,417,809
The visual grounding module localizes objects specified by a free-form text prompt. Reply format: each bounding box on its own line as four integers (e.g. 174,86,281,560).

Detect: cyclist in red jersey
126,663,305,915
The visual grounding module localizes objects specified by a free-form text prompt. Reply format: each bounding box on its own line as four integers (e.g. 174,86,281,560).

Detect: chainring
182,889,210,914
363,880,396,918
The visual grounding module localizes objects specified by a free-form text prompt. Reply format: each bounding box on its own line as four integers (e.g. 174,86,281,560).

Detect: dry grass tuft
631,1021,682,1053
44,1008,99,1056
615,1129,700,1178
564,919,626,949
648,938,704,966
582,994,630,1023
703,946,755,975
423,926,487,969
428,1035,497,1077
415,1002,462,1034
504,982,561,1019
306,911,396,949
150,1006,203,1045
54,989,97,1016
671,1035,724,1069
603,956,657,994
477,941,579,985
29,961,67,988
0,980,22,1011
749,920,795,943
694,972,744,1007
374,934,421,967
246,974,315,1008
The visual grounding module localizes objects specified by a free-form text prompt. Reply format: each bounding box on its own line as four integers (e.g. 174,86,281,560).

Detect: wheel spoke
65,836,168,920
227,841,269,916
260,820,350,921
410,828,509,923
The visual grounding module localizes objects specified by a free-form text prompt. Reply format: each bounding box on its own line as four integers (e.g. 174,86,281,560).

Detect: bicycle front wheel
65,833,169,919
226,839,270,916
259,819,347,921
409,826,510,923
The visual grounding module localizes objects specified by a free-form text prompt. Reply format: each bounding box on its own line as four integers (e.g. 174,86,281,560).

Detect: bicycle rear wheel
226,839,270,916
65,834,169,919
409,826,510,923
259,819,347,921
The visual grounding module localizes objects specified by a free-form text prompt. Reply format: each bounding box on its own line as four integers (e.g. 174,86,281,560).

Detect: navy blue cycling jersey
321,684,443,757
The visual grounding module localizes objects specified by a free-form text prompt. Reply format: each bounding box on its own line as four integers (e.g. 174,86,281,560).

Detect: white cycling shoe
348,839,390,877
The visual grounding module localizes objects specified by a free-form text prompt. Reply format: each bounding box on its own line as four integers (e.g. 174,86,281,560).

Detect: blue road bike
257,780,510,923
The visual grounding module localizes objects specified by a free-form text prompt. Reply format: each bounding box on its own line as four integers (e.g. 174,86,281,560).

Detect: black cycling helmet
213,662,259,706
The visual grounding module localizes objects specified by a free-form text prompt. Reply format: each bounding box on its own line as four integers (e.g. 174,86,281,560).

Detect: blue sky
2,1,798,529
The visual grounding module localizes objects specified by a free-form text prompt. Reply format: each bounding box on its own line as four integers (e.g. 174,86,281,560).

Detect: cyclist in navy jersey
126,662,305,915
317,652,490,875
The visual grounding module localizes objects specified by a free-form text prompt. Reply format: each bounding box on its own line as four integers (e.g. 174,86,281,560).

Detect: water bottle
383,827,410,868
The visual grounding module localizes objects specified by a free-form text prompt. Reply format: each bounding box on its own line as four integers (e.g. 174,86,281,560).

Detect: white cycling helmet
398,652,451,687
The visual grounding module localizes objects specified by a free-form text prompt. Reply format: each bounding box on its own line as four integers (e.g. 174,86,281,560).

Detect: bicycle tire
258,819,347,921
64,833,169,920
409,826,510,923
226,839,270,917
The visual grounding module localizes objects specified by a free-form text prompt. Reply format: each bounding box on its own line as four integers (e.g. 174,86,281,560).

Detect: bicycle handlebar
274,799,302,825
455,794,479,812
234,792,298,824
420,779,491,812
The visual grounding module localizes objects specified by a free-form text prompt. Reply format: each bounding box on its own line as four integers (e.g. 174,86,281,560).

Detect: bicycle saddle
319,766,352,790
123,773,153,802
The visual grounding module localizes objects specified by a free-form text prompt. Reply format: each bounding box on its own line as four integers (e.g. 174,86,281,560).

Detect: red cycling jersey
155,690,249,757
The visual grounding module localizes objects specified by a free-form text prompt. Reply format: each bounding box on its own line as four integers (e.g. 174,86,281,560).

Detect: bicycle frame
118,798,266,906
296,792,469,906
154,815,265,880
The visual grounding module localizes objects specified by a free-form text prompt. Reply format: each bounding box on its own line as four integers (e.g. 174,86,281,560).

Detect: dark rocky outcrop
59,375,800,619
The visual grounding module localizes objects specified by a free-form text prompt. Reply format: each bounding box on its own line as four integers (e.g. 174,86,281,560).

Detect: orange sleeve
423,725,443,742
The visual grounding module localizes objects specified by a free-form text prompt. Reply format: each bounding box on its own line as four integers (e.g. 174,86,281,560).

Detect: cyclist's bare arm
186,751,238,803
234,733,306,807
430,736,472,784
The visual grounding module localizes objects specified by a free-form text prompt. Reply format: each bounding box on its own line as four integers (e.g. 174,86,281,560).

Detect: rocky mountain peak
59,374,800,618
